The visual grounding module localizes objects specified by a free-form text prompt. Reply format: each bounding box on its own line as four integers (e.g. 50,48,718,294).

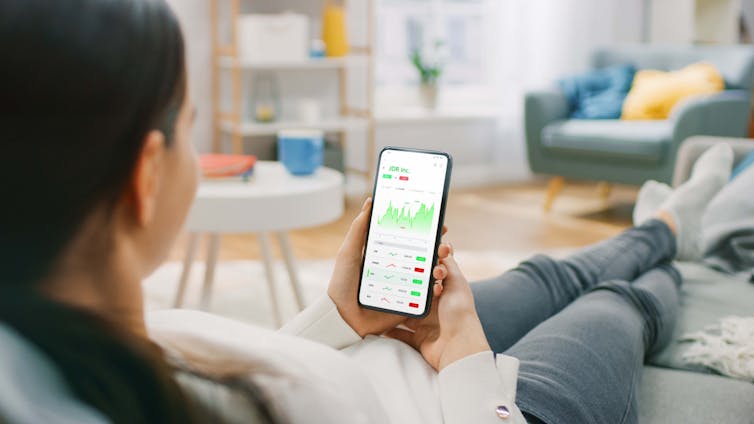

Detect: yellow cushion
621,62,724,120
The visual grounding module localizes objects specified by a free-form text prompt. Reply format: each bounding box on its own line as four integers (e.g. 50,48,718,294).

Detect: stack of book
199,154,257,179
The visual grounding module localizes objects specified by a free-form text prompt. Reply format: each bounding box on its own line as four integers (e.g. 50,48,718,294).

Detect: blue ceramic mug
277,129,324,175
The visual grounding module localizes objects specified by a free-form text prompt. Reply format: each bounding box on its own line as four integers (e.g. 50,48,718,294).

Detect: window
376,0,497,105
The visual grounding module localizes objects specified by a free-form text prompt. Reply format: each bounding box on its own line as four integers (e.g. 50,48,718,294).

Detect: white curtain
489,0,646,180
493,0,645,116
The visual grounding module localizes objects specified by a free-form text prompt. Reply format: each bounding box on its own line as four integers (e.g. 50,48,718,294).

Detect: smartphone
358,147,452,318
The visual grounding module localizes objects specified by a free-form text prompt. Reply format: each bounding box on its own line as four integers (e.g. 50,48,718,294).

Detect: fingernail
362,197,372,210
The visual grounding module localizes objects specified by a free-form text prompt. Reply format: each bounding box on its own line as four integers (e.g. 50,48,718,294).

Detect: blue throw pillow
731,149,754,180
558,64,636,119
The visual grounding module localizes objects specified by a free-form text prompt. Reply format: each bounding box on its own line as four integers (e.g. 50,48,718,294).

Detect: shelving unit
219,117,368,136
647,0,742,43
217,56,365,70
375,105,500,125
210,0,377,176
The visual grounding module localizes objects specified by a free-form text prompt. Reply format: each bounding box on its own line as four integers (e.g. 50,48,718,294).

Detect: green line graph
376,201,435,234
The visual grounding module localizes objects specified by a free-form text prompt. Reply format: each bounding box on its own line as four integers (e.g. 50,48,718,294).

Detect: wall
649,0,695,43
166,0,646,190
373,118,529,189
648,0,742,43
695,0,741,43
166,0,213,153
376,0,648,187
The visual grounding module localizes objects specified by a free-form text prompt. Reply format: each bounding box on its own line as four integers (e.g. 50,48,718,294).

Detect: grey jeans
472,220,681,424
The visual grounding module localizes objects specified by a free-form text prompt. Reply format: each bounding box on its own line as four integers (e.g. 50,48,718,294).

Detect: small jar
250,73,280,123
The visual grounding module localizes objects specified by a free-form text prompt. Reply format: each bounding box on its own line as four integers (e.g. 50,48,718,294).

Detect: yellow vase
322,3,349,57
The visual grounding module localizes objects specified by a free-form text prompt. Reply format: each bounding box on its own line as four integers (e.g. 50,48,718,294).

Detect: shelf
219,117,369,136
217,56,365,70
375,105,499,125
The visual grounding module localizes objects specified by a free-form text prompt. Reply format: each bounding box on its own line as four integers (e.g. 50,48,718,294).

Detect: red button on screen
414,267,424,273
399,176,409,181
409,302,419,308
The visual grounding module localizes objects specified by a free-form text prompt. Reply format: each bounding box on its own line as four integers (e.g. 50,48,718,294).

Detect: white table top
185,161,345,233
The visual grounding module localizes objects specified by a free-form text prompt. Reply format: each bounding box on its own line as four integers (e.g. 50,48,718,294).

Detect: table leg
174,232,200,308
277,231,305,311
259,232,283,327
200,233,221,310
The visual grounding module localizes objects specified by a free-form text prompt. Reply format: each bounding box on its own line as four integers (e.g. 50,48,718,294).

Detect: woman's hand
386,244,490,371
328,198,449,337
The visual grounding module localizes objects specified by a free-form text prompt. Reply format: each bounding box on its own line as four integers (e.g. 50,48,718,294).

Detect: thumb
339,198,372,257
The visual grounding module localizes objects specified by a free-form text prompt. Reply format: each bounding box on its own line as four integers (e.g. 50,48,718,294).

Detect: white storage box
237,14,309,63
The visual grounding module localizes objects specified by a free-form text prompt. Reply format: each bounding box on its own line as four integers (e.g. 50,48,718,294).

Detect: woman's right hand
387,244,491,371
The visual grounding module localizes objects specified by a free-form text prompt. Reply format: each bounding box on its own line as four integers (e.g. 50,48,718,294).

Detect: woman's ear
128,130,166,226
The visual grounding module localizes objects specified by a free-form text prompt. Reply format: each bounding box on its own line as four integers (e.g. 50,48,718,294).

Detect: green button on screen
412,279,422,285
411,291,421,296
382,174,392,179
416,256,426,262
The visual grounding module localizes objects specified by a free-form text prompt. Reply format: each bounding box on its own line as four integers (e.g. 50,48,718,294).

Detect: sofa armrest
672,136,754,186
524,90,570,172
525,90,570,130
670,90,752,146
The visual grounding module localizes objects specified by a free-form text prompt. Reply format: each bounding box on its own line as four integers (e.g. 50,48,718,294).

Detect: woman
0,1,735,423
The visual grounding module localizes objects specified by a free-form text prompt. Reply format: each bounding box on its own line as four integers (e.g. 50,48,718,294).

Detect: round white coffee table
174,161,344,327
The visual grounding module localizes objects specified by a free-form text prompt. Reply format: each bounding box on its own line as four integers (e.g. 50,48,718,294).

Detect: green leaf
410,49,424,72
410,45,444,83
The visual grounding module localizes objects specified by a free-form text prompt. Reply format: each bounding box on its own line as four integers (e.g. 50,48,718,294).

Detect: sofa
637,136,754,423
525,45,754,190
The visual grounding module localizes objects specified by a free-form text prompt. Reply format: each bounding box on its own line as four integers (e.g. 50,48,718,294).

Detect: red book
199,154,256,178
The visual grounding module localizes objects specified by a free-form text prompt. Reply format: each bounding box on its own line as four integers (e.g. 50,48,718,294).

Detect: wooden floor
169,180,638,262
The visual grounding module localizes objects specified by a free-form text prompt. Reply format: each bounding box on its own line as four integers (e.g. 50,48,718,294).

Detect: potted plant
411,41,444,109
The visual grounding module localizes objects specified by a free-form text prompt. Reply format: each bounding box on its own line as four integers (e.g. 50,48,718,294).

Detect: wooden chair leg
544,176,565,212
597,182,612,202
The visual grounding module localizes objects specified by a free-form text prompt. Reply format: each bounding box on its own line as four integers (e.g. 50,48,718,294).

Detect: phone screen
358,148,451,317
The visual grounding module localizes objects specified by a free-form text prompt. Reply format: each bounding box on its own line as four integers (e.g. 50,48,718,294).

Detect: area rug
143,249,574,328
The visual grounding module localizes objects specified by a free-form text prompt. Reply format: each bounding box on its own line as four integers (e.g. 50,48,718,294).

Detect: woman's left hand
328,198,448,337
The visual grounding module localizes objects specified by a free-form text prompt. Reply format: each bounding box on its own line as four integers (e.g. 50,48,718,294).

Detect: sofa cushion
558,64,635,119
648,262,754,374
621,62,724,120
541,119,672,163
639,366,754,424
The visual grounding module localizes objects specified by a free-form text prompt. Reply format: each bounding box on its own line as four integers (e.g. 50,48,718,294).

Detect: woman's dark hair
0,1,276,423
0,0,186,285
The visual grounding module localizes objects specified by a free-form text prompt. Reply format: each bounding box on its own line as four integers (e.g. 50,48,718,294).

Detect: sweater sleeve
438,351,527,424
278,294,363,350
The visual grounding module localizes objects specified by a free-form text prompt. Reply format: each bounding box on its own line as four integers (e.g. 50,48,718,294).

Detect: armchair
525,45,754,210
